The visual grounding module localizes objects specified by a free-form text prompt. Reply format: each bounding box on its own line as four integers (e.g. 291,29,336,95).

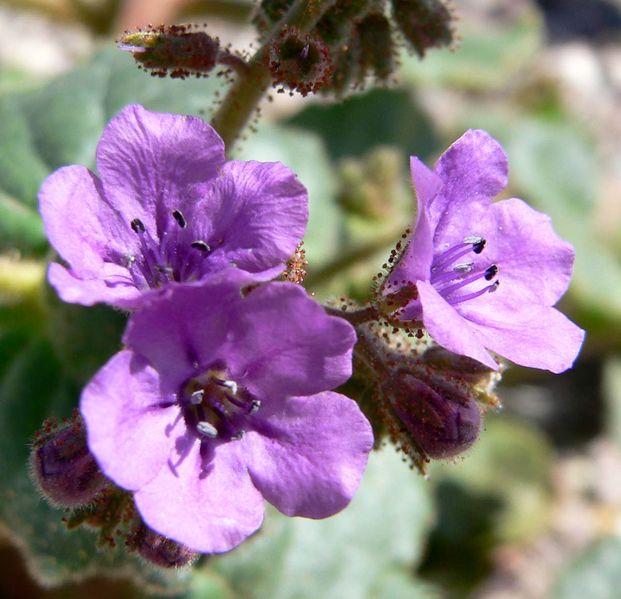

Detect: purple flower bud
31,420,107,507
389,373,481,459
131,524,199,568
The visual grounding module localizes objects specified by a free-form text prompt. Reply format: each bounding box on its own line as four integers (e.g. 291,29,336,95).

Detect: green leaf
553,537,621,599
287,88,438,163
209,449,435,599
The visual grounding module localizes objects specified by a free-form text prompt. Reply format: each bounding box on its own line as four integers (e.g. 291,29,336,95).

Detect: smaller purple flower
39,104,308,309
386,129,585,373
80,272,373,553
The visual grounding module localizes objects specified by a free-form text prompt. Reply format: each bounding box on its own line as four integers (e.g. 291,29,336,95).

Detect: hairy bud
129,523,199,568
31,416,107,507
391,0,455,57
118,24,247,79
357,13,395,82
268,26,333,96
388,372,481,459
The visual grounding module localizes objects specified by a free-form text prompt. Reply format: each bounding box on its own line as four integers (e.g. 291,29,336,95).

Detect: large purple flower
80,272,373,553
387,129,585,373
39,104,308,309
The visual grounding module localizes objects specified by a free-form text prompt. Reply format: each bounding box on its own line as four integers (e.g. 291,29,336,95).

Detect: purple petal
96,105,225,234
483,198,576,306
463,298,585,373
191,160,308,278
417,281,498,369
388,157,439,287
134,439,264,553
39,165,136,275
80,350,181,491
224,283,356,399
244,392,373,518
48,262,141,308
432,130,508,238
122,274,251,390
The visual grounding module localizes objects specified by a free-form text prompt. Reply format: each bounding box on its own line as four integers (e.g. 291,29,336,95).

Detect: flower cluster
37,104,373,557
35,104,584,564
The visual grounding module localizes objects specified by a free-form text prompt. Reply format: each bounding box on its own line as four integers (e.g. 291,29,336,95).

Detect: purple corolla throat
127,210,213,288
182,364,261,442
429,235,500,308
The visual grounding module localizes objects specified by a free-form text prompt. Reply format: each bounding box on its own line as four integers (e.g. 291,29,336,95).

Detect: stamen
196,421,218,438
191,241,211,253
484,265,498,281
449,281,500,306
248,399,261,415
172,209,187,229
430,262,474,285
471,239,486,254
130,218,145,234
190,390,204,405
214,379,238,395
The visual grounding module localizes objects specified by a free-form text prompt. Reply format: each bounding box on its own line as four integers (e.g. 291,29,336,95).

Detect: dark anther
191,241,211,252
130,218,146,233
490,280,500,291
484,265,498,280
472,239,486,254
172,209,187,229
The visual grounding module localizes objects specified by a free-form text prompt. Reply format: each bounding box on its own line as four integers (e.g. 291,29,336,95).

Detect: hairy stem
211,0,337,150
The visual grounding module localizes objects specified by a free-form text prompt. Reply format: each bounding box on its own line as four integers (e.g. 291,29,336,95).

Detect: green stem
211,0,337,150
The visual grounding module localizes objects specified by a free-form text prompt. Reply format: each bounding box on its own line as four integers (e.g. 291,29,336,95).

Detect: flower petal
432,129,508,238
39,165,135,276
190,160,308,277
417,281,498,369
463,299,585,373
96,105,225,234
48,262,141,308
123,271,254,389
224,283,356,399
134,439,264,553
80,350,181,491
244,392,373,518
388,157,439,287
484,198,576,305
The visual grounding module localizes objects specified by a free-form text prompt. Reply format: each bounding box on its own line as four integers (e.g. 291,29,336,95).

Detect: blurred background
0,0,620,597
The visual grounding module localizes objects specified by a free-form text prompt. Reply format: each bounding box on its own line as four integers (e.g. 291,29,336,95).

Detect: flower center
180,364,260,442
430,236,499,307
123,210,212,289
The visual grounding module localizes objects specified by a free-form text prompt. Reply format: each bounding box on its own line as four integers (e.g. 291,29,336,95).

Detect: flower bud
391,0,455,57
357,13,395,82
130,523,199,568
31,418,107,507
118,25,246,79
268,26,333,96
389,372,481,459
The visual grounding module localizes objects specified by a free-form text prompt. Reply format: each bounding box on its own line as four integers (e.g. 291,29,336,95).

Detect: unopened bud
391,0,455,58
389,372,481,459
118,24,246,79
357,13,395,82
130,523,199,568
31,418,107,507
268,26,333,96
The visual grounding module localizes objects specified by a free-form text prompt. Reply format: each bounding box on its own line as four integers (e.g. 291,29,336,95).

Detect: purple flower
80,272,373,553
39,104,308,309
387,129,585,373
